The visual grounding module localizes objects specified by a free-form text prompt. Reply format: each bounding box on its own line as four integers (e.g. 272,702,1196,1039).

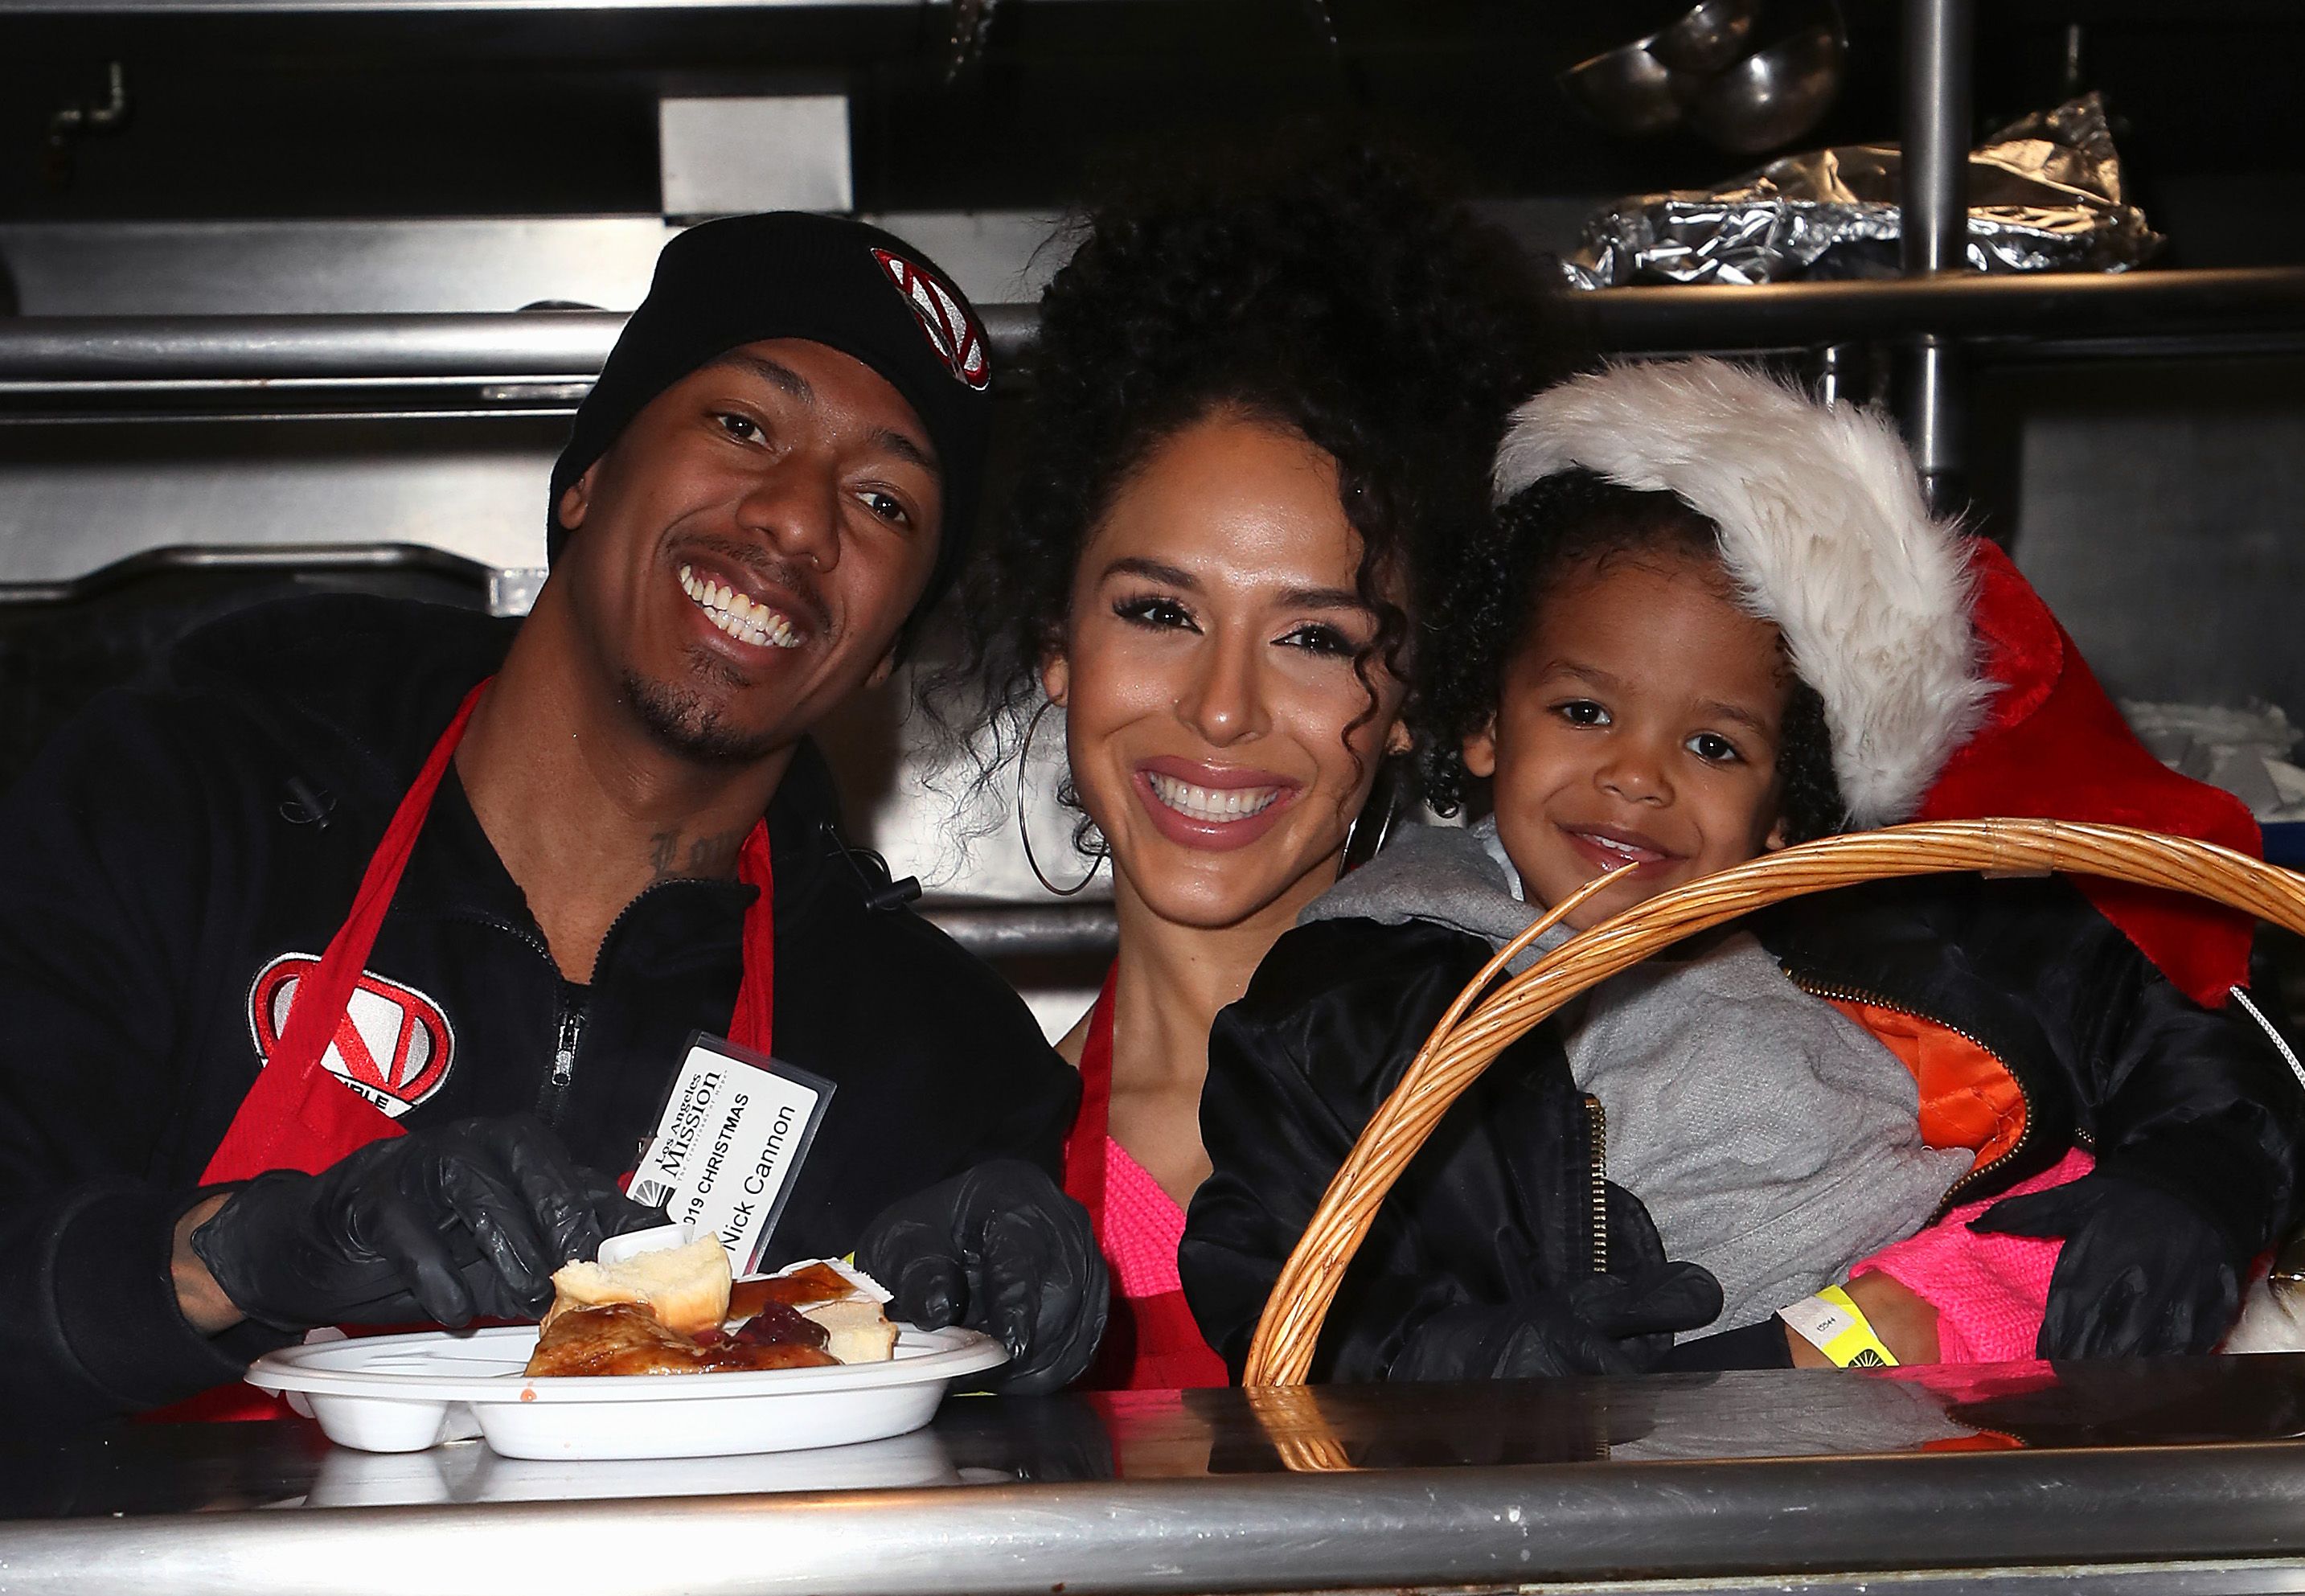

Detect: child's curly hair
1421,470,1848,844
936,139,1564,817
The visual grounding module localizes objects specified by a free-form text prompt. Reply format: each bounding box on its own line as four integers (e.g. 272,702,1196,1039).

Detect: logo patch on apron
248,953,455,1118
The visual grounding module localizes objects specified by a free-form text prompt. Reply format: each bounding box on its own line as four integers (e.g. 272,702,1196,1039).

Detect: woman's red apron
1061,966,1228,1390
165,678,776,1420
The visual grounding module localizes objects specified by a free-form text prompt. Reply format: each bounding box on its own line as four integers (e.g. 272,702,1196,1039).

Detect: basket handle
1242,819,2305,1386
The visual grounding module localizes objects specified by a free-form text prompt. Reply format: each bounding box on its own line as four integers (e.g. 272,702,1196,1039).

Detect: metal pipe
6,1445,2305,1596
920,901,1117,960
1896,0,1976,513
9,274,2305,396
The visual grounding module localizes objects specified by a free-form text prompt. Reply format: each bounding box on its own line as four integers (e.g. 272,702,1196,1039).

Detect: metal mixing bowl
1559,35,1686,137
1648,0,1761,76
1684,23,1845,154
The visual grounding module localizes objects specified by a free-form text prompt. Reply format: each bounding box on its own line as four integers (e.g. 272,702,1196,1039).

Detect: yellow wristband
1779,1284,1899,1368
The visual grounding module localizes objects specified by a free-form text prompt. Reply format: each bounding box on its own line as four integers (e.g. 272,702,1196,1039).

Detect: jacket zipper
1787,969,2035,1220
1584,1093,1609,1274
536,987,588,1126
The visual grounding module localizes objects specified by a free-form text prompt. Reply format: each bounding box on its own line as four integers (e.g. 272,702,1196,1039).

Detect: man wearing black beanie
0,214,1106,1427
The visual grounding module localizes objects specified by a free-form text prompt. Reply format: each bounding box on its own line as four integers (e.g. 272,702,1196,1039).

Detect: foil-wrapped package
1565,94,2159,289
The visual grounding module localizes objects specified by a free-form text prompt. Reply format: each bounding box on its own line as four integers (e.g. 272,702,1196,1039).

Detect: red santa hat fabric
1919,539,2260,1007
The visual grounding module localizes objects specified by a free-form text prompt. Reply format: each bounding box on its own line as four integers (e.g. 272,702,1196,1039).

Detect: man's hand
1971,1171,2242,1356
187,1115,652,1333
855,1159,1107,1395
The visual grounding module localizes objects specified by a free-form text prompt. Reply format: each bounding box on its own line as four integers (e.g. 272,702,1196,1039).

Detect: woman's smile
1134,757,1302,852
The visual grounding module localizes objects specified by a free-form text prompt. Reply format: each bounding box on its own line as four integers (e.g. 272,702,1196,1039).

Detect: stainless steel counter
3,1356,2304,1595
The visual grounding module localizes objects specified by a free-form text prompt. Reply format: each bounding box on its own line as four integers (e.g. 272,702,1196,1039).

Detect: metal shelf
1,277,2298,421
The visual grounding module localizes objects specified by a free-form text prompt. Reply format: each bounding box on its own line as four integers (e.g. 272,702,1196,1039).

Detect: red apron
167,678,777,1419
1062,966,1228,1391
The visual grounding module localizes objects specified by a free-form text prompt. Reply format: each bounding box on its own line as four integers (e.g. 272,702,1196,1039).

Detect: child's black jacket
1181,873,2304,1381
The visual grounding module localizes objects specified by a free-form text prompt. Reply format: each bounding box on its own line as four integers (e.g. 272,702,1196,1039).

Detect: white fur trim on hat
1493,359,1991,829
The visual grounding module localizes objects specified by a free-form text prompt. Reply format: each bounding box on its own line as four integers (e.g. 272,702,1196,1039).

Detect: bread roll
803,1299,899,1364
545,1233,732,1337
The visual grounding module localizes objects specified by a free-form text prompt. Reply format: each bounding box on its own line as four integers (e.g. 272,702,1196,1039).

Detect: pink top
1101,1134,1188,1298
1850,1148,2092,1362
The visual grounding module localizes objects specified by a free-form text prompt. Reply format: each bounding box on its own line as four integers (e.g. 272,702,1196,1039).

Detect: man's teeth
1149,773,1282,823
679,564,799,649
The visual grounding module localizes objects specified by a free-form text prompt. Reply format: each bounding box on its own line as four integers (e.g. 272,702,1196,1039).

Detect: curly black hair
1421,470,1848,844
933,139,1565,828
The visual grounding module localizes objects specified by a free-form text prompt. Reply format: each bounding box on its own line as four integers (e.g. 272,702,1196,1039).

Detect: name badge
629,1032,835,1276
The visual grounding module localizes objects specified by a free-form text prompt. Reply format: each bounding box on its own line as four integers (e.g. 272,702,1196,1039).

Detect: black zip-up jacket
0,595,1078,1425
1181,874,2304,1382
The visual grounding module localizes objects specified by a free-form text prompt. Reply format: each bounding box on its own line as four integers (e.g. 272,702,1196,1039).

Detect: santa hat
1492,359,1993,830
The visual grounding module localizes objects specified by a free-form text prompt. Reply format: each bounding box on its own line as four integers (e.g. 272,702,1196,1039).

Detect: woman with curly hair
951,145,1556,1388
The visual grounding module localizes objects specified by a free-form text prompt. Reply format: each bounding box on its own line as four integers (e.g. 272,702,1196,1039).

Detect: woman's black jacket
1180,872,2305,1382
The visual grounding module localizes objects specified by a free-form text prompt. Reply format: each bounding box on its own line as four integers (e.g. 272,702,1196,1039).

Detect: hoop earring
1017,698,1107,897
1340,753,1411,878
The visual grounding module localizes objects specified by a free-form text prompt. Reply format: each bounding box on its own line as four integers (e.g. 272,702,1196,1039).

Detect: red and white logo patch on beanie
872,248,990,392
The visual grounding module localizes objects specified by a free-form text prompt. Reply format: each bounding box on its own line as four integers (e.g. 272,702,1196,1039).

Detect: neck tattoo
646,824,748,883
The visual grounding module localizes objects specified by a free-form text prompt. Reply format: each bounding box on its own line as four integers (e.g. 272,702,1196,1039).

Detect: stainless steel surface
1533,1567,2305,1596
1901,334,1965,511
7,268,2305,406
1684,23,1844,156
0,215,1065,318
1901,0,1975,280
1574,267,2305,351
0,541,494,605
6,0,921,10
3,1360,2305,1595
658,95,855,219
0,313,624,383
1896,0,1974,509
921,901,1118,958
0,420,560,578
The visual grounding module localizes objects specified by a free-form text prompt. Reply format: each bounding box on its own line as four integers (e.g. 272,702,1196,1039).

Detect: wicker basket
1242,818,2305,1387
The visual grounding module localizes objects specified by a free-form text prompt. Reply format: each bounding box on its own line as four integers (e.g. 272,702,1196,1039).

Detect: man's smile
678,561,806,650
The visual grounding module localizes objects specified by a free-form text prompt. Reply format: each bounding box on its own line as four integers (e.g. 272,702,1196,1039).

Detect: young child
1181,359,2305,1380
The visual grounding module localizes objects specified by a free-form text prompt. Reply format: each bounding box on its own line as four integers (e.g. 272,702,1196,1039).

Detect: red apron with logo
162,679,777,1420
1062,966,1228,1391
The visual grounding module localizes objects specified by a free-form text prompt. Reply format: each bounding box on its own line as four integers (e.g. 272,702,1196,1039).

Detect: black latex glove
1393,1266,1723,1380
1393,1181,1722,1381
855,1159,1108,1395
1970,1170,2244,1357
191,1114,650,1331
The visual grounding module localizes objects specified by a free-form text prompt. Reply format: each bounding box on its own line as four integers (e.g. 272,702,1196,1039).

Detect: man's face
554,338,945,764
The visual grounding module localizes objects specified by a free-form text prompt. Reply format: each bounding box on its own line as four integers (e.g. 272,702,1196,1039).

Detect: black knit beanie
548,212,994,637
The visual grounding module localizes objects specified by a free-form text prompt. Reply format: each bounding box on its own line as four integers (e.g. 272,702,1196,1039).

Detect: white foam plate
245,1323,1006,1461
301,1426,963,1506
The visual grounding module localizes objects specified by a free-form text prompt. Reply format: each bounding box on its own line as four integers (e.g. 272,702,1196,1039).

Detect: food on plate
526,1303,838,1376
543,1232,731,1337
523,1242,900,1376
732,1300,830,1350
805,1299,901,1364
728,1261,854,1317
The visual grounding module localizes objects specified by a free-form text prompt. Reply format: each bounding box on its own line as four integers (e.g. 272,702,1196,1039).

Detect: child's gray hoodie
1302,819,1973,1337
